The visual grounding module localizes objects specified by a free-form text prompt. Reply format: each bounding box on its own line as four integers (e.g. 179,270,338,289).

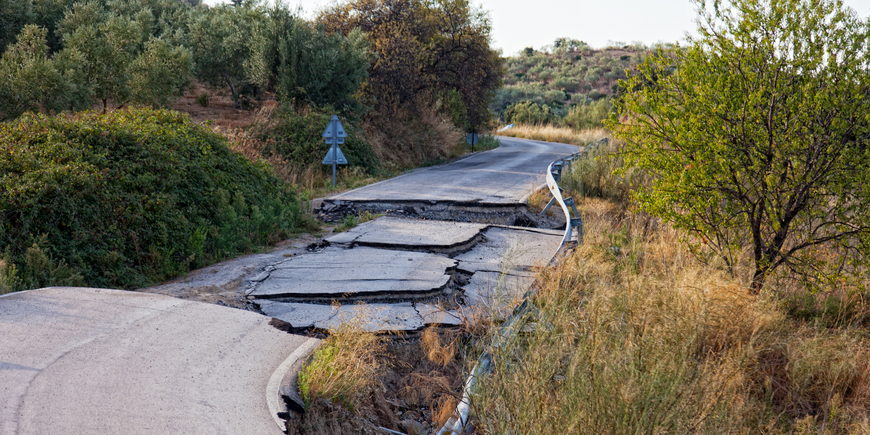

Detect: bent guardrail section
436,138,606,435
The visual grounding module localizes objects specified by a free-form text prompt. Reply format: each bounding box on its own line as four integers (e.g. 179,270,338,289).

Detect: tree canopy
318,0,503,130
611,0,870,292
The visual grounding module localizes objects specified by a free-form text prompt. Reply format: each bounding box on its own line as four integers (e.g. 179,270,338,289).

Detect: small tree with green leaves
610,0,870,293
0,24,90,120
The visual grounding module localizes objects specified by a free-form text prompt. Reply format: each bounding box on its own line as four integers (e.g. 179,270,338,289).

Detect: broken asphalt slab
248,246,457,300
248,217,564,332
327,217,488,254
454,226,563,275
258,300,462,332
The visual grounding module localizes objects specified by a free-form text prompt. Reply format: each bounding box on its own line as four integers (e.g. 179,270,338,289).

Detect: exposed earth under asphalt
0,136,578,435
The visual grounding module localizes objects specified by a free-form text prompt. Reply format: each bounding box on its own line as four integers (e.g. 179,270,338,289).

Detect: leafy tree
128,38,193,107
0,0,75,54
0,25,90,120
504,100,555,125
318,0,502,130
610,0,870,292
187,2,258,107
61,10,141,110
58,0,193,110
245,4,370,110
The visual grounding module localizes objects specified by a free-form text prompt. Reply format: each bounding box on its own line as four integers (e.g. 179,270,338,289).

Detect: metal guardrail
436,138,606,435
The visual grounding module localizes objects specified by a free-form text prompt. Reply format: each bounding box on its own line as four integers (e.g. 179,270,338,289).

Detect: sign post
466,131,479,152
322,115,348,186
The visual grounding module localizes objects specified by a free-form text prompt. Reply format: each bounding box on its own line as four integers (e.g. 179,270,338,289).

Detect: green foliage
0,24,90,120
187,2,257,107
494,38,647,129
503,100,556,125
0,108,307,290
319,0,503,130
245,4,371,111
251,105,379,173
560,98,611,131
334,211,382,233
562,138,643,203
58,0,193,110
0,0,73,54
610,0,870,292
128,38,193,107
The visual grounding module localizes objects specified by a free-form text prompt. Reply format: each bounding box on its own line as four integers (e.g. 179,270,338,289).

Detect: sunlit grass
497,124,609,146
470,198,870,434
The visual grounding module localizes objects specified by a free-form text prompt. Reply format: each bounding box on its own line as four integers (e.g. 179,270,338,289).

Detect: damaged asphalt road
249,219,564,332
0,136,578,435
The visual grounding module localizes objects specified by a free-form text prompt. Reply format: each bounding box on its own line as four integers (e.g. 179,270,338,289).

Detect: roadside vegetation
0,0,504,292
472,0,870,433
294,1,870,433
0,108,313,292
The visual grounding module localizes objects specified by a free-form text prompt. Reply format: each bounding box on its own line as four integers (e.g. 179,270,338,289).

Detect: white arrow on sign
322,115,348,138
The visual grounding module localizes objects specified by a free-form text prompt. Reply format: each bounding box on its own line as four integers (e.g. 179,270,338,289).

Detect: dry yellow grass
498,124,609,146
297,304,386,411
471,198,870,434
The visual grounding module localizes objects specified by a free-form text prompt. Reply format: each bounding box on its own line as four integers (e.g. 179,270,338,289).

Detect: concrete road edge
267,337,321,431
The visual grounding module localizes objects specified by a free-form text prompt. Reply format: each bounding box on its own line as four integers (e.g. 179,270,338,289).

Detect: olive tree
0,24,90,120
610,0,870,292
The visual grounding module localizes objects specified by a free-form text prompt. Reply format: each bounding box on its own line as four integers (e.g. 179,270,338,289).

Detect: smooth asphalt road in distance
331,136,578,203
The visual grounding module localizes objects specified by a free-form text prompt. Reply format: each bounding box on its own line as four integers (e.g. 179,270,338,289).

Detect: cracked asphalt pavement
0,136,577,434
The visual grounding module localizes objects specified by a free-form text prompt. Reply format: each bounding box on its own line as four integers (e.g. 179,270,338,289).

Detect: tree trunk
223,72,241,109
749,267,767,294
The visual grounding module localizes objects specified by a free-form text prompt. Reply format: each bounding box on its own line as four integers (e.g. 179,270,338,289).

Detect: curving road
331,136,578,203
0,136,577,434
0,288,315,435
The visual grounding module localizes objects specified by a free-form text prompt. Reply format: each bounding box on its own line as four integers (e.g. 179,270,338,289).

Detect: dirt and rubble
285,329,473,435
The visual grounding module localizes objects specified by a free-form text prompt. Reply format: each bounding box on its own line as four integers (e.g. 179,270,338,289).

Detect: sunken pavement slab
247,217,564,332
326,216,487,253
248,247,457,299
258,300,462,332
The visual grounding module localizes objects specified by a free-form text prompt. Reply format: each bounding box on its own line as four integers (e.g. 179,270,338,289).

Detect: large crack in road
244,208,565,333
0,136,578,435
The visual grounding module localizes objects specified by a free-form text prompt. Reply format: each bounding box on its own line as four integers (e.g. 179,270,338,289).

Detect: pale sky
204,0,870,57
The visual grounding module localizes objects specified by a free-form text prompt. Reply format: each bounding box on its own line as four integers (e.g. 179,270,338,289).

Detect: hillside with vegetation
491,38,664,130
0,0,503,292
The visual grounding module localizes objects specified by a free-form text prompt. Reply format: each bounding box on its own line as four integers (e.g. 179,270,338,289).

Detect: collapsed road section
244,137,578,333
245,216,564,332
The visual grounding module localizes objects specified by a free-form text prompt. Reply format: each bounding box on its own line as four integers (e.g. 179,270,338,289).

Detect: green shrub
562,137,646,203
560,98,612,130
0,107,308,290
503,101,556,125
251,105,378,174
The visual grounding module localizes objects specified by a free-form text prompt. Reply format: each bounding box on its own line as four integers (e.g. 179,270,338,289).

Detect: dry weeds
498,124,609,146
470,197,870,434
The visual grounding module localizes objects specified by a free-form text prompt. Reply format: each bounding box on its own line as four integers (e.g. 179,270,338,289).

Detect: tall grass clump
298,305,386,411
0,108,310,291
560,135,649,203
470,199,870,434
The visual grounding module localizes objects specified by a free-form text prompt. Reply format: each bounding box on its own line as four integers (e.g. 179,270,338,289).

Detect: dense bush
0,108,308,291
250,106,379,174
